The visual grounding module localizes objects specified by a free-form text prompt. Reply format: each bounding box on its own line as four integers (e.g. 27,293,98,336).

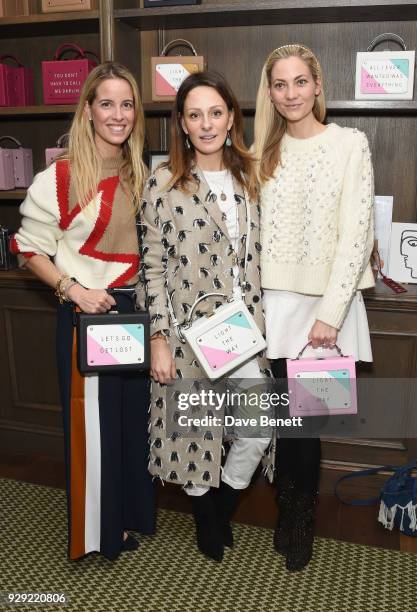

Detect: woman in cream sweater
254,44,375,571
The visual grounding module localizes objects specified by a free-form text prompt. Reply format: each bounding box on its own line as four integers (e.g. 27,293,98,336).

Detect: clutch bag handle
0,136,22,148
294,341,344,360
185,292,229,326
167,292,228,343
0,55,23,66
161,38,198,57
53,42,87,60
367,33,407,51
56,133,69,148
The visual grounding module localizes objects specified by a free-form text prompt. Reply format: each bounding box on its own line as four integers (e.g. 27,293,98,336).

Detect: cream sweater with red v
260,123,375,329
11,158,139,289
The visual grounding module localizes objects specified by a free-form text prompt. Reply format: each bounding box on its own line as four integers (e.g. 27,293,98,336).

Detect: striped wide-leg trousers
56,294,156,560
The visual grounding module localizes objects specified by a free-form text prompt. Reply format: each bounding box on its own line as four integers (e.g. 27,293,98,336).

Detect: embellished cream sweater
260,123,375,330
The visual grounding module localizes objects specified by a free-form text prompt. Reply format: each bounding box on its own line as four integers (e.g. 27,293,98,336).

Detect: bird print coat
136,165,273,489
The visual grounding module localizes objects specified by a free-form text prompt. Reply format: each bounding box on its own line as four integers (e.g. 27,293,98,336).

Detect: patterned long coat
137,165,272,488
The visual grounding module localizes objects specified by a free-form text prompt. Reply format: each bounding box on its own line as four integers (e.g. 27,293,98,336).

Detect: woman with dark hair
11,62,156,561
137,70,271,562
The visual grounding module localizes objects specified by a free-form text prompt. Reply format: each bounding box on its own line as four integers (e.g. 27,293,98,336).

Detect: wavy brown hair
254,44,326,184
65,61,147,213
165,70,257,201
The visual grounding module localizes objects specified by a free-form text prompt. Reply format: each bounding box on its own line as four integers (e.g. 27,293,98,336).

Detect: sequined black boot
191,490,224,562
273,473,295,556
214,481,241,547
285,490,318,572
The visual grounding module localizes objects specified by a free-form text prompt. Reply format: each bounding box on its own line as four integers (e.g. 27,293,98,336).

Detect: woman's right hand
150,337,176,384
66,284,116,313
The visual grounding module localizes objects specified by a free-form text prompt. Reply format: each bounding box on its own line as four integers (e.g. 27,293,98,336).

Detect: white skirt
263,290,373,362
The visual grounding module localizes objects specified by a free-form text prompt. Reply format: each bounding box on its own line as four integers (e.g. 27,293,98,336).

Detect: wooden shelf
0,190,26,200
0,105,76,118
0,10,99,38
364,279,417,310
0,267,47,289
116,1,417,30
327,100,417,115
143,100,417,117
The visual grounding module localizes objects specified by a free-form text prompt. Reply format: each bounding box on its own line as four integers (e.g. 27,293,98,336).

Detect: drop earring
225,130,232,147
185,136,191,150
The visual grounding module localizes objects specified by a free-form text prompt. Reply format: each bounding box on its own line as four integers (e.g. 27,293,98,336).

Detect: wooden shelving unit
0,6,102,197
0,105,77,117
115,1,417,29
0,10,99,37
0,190,27,200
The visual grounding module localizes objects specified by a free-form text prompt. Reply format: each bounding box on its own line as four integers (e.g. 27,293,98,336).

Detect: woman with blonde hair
11,61,156,560
254,45,374,570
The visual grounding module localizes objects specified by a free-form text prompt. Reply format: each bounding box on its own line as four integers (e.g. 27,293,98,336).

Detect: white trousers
186,358,271,497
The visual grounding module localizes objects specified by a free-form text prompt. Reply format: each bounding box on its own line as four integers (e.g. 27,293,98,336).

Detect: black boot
191,490,224,562
214,481,241,547
273,473,295,556
285,490,318,572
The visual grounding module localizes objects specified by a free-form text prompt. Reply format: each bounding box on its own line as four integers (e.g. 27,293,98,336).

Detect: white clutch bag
165,181,265,379
178,293,266,380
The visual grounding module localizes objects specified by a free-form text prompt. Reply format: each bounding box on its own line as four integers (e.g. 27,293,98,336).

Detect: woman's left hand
308,320,338,349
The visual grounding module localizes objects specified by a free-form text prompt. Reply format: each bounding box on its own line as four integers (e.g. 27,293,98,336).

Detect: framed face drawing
388,222,417,283
147,151,169,174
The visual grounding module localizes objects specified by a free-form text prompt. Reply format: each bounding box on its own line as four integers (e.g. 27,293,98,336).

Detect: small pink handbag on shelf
45,133,69,166
42,43,99,104
0,136,33,189
286,343,357,417
0,143,14,190
0,55,34,107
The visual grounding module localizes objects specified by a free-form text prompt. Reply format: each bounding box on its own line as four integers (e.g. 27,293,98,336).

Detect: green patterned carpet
1,478,417,612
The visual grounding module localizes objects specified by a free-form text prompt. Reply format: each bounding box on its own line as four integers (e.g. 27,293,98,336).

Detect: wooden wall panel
4,305,60,413
0,203,22,230
0,283,62,445
335,116,417,223
366,332,417,377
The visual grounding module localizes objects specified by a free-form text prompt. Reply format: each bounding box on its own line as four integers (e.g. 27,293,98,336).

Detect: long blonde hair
66,61,146,212
254,44,326,183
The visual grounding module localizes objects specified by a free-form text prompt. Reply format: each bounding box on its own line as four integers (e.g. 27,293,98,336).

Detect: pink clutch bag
0,136,33,188
286,343,357,417
45,133,69,166
0,55,34,107
0,145,14,190
42,43,99,105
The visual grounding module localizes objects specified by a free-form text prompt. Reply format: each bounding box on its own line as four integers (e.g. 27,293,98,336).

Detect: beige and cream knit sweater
12,157,139,288
260,123,375,329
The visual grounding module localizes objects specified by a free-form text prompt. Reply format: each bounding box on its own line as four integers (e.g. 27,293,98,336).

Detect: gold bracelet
62,277,78,300
54,275,70,304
